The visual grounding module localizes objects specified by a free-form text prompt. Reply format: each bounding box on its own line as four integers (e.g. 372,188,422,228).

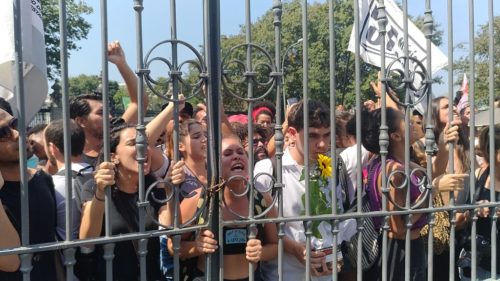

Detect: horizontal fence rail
0,0,498,281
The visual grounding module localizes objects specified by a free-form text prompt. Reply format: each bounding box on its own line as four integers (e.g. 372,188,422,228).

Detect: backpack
344,163,381,271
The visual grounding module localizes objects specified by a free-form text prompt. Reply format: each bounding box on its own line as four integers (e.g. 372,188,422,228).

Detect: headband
252,106,272,122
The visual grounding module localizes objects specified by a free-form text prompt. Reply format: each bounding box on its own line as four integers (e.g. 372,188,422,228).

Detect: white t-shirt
340,144,370,204
52,162,92,240
254,149,342,281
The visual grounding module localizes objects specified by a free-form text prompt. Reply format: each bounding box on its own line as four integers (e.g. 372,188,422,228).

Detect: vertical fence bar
271,2,285,281
446,1,457,279
401,2,412,281
328,0,339,280
100,1,115,280
467,0,478,278
12,1,32,280
376,2,390,281
244,1,256,279
59,0,77,278
168,1,183,279
487,0,496,278
301,1,311,280
353,0,363,279
423,1,435,280
206,0,221,279
134,0,148,280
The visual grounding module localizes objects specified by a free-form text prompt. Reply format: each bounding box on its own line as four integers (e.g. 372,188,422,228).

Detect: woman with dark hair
161,119,208,279
458,124,500,280
78,122,185,281
361,108,465,281
182,135,278,281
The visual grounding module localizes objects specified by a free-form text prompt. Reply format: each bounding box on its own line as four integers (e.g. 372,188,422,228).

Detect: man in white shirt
255,100,335,280
44,119,91,240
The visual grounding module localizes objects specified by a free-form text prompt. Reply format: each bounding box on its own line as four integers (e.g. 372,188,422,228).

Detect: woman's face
410,114,425,140
180,123,207,161
392,113,418,146
438,98,460,126
113,127,151,175
256,113,272,128
221,137,248,180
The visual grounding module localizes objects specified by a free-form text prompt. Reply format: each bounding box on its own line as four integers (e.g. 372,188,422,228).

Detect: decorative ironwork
143,40,208,100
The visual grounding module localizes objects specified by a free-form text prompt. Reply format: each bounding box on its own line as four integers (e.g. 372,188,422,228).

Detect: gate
0,0,498,281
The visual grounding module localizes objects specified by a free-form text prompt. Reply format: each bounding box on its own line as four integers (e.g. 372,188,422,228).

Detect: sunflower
317,153,332,179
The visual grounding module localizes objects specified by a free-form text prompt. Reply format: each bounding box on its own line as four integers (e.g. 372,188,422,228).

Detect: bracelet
94,194,105,202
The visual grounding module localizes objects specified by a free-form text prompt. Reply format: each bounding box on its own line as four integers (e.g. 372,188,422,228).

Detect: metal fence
1,0,498,281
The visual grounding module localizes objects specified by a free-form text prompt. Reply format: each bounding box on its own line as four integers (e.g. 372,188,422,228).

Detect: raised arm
107,41,148,123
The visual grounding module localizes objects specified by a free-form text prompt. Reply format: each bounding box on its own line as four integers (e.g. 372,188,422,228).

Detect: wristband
94,194,105,202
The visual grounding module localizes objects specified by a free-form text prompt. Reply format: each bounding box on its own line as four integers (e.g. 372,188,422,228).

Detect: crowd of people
0,41,499,281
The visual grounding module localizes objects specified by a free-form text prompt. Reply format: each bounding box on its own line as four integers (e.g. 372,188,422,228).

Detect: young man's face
291,126,331,164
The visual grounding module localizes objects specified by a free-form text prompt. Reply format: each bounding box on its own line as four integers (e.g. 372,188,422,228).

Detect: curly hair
361,108,401,155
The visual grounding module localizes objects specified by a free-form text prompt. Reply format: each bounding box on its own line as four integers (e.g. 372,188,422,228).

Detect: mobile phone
287,97,298,106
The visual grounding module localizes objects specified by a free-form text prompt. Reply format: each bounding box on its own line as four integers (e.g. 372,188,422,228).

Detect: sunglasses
0,118,18,141
252,137,267,145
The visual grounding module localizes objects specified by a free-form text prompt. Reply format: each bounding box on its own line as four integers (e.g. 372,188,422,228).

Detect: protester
457,124,500,280
361,107,466,281
0,170,20,272
70,41,146,166
252,101,276,128
187,135,278,280
0,108,57,280
78,120,185,281
254,99,341,280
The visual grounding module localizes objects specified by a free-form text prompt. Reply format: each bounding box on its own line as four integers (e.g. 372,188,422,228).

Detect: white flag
0,0,48,125
347,0,448,75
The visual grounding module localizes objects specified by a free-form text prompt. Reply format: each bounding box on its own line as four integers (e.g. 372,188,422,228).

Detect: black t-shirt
0,170,57,281
79,177,165,281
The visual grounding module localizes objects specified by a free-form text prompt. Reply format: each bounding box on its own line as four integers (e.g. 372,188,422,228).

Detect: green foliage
214,0,445,111
68,74,119,113
42,0,93,80
454,16,500,108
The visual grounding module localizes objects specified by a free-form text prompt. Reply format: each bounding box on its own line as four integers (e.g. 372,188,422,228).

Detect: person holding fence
360,107,467,281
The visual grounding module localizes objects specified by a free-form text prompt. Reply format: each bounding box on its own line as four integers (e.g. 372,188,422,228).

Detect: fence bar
99,0,115,280
401,2,413,280
244,1,256,279
12,0,32,280
488,0,497,279
423,0,435,280
134,0,148,280
205,0,222,279
301,1,311,280
467,0,478,279
376,1,390,281
59,0,77,279
271,1,285,280
353,0,364,279
446,1,457,279
328,0,339,280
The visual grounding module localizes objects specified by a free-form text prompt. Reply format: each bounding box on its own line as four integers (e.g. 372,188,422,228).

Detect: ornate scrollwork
222,172,278,220
144,177,209,229
384,56,429,108
143,40,208,101
382,166,431,210
221,43,278,102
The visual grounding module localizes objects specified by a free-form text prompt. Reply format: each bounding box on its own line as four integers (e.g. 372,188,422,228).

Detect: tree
454,16,500,108
68,74,119,114
42,0,93,80
214,0,444,111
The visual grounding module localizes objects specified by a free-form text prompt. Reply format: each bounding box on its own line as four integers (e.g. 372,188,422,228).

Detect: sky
67,0,499,97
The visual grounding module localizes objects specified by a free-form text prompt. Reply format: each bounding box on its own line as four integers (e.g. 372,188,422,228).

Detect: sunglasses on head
0,118,18,140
